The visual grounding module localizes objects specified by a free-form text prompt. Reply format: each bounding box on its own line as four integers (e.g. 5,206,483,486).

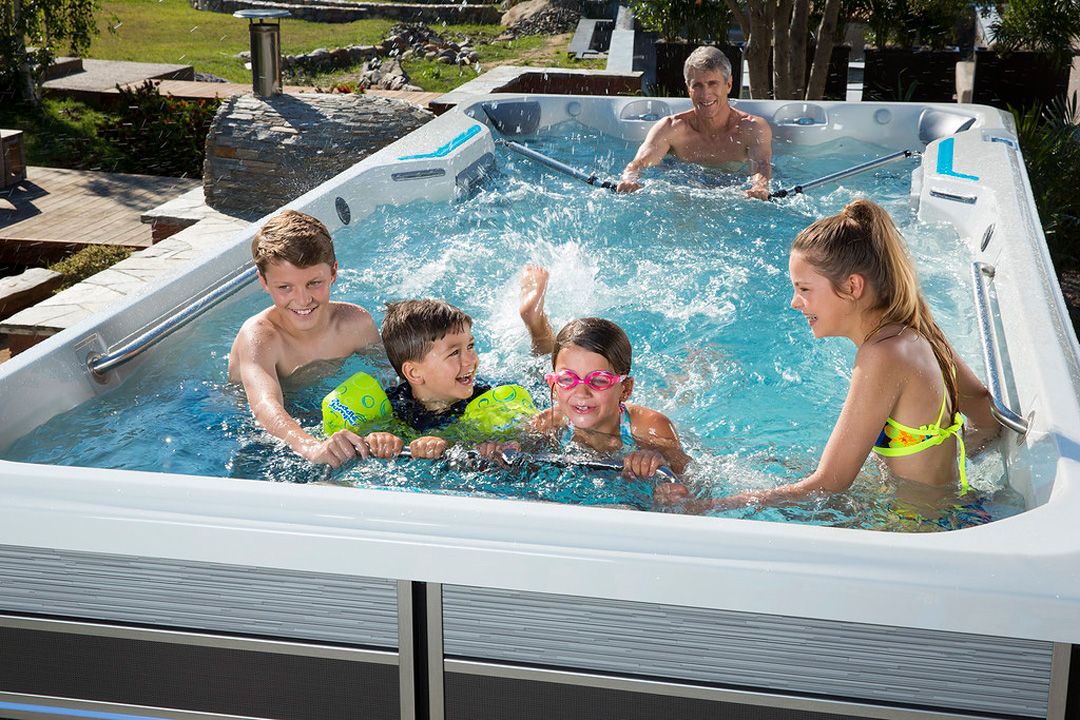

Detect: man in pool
228,210,381,468
616,45,773,200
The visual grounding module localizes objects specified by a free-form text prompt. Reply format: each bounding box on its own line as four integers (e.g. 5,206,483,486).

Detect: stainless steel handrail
87,266,259,377
971,261,1029,434
344,447,678,482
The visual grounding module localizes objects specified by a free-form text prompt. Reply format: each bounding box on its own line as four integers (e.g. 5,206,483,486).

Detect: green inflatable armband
322,372,392,435
459,384,537,438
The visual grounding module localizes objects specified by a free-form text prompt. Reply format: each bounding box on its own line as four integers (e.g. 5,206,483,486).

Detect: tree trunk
12,0,41,106
724,0,748,39
743,1,773,98
771,0,794,98
787,0,809,99
805,0,841,100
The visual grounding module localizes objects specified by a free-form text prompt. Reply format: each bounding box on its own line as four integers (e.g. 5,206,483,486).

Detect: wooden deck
0,166,199,265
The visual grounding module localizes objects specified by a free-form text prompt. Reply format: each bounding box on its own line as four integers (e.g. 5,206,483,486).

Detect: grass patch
401,29,605,92
48,245,133,293
91,0,395,82
88,3,602,91
0,98,124,170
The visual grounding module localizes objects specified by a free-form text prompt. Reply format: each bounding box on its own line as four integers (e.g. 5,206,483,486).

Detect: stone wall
191,0,500,25
203,93,434,217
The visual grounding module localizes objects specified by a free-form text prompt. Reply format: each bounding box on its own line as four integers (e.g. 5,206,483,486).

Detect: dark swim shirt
386,379,494,433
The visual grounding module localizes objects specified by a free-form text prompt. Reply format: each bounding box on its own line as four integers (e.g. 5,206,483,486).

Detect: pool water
3,123,1025,530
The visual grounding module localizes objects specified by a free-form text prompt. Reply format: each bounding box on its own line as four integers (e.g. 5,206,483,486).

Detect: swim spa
0,94,1078,720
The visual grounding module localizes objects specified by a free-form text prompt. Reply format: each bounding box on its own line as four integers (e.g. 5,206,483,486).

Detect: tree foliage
861,0,970,49
629,0,732,44
0,0,99,104
1013,93,1080,271
991,0,1080,70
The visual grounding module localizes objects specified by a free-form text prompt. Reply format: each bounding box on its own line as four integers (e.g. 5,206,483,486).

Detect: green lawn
88,0,603,91
90,0,395,82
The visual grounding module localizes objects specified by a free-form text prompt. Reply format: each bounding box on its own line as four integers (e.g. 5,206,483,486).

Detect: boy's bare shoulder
330,301,379,340
234,307,283,348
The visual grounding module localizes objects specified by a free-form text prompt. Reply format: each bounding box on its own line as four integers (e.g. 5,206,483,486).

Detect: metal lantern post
234,9,291,97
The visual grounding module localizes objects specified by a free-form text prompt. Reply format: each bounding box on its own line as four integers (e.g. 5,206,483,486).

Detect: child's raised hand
519,265,549,323
409,435,449,459
622,448,667,479
365,431,404,459
519,265,555,354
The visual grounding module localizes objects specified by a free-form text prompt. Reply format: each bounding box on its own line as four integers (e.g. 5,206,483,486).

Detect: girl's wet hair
552,318,632,375
792,197,958,410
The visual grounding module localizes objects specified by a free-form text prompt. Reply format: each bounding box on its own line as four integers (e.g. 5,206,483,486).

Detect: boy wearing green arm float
322,299,537,459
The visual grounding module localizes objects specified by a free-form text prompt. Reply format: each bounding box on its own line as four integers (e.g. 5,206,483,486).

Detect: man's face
685,67,732,117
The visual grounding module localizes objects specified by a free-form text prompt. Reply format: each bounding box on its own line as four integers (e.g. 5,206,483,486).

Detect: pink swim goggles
544,369,627,392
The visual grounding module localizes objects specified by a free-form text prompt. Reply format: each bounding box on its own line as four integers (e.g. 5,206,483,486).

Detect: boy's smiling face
259,260,336,333
404,325,479,407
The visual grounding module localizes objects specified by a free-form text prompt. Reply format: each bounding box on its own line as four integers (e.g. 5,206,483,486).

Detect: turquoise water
3,122,1024,530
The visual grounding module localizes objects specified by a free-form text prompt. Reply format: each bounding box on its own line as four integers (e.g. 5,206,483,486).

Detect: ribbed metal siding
0,545,398,648
442,586,1052,718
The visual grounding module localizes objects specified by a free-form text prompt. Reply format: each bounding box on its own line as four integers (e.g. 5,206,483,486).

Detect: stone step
44,56,84,81
0,268,63,321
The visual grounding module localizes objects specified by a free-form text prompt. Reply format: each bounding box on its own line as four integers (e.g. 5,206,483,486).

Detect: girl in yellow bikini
677,198,1000,510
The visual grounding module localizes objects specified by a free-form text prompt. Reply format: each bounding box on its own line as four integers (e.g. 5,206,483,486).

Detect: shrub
48,245,132,293
1013,93,1080,272
991,0,1080,70
101,80,221,178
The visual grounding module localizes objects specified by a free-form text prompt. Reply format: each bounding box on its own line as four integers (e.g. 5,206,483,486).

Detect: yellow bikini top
872,385,968,493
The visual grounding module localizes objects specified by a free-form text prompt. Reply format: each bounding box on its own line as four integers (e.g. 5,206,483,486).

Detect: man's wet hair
382,299,472,378
684,45,732,83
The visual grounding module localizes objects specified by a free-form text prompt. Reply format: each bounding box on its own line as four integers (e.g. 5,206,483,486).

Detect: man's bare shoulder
733,108,771,137
666,109,699,132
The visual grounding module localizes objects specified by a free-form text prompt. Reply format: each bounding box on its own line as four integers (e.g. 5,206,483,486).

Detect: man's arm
744,116,773,200
617,118,675,193
234,323,369,467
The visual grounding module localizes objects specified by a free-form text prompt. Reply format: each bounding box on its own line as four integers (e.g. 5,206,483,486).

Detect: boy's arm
235,325,368,467
340,303,381,351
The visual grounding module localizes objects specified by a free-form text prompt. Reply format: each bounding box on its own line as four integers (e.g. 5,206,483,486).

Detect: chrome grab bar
346,447,678,482
503,448,678,482
970,261,1029,434
87,266,258,377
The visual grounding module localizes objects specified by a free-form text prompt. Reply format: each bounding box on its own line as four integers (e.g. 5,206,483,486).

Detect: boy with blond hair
228,210,380,467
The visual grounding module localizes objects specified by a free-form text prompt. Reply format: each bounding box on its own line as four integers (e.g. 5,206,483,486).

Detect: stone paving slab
0,203,249,343
42,58,194,93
